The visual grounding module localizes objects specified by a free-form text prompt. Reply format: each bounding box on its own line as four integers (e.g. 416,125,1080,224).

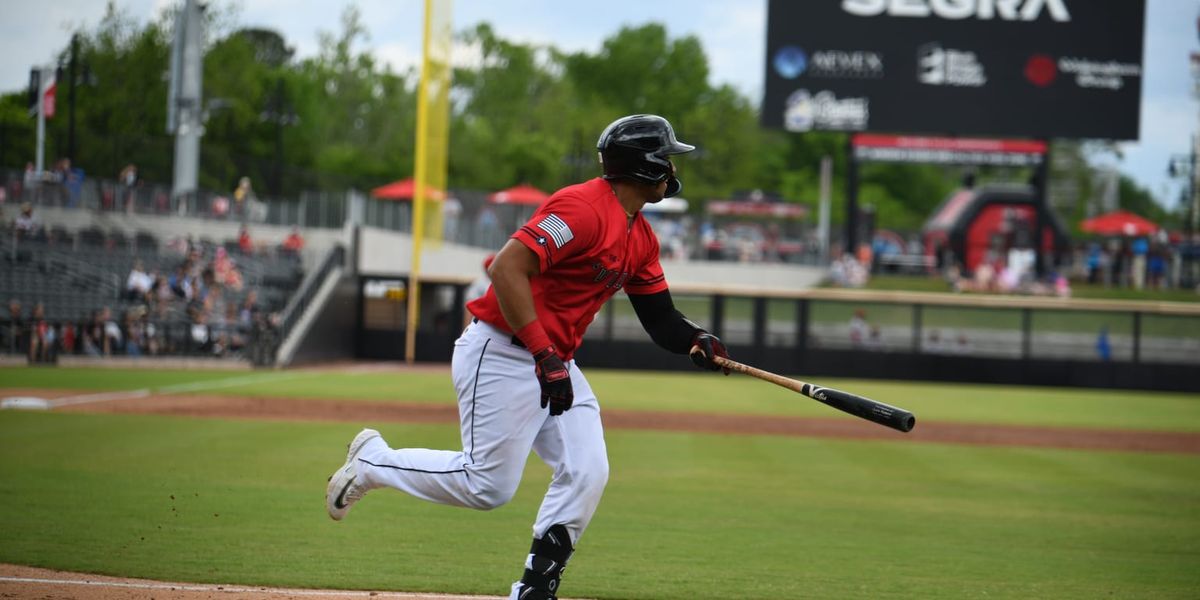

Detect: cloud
696,2,766,98
373,41,421,75
1119,94,1196,202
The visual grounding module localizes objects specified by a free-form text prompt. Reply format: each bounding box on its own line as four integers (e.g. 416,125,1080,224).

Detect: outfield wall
352,277,1200,392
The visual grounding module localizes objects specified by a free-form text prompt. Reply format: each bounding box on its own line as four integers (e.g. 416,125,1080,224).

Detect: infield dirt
4,387,1196,454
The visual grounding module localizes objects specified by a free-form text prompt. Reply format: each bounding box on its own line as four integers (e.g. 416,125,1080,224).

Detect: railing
267,244,346,364
2,168,348,229
3,167,827,265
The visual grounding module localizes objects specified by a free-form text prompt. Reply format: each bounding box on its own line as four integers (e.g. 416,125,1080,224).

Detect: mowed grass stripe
0,411,1196,599
3,366,1199,432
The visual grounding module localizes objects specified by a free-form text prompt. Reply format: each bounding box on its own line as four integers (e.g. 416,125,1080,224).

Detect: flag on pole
44,78,57,119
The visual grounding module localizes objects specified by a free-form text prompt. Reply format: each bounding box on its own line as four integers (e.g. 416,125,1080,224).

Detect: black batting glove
689,332,731,375
533,346,574,415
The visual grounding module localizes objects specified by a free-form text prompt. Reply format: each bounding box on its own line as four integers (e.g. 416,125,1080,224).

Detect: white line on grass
48,389,152,408
46,371,311,409
156,372,307,394
0,576,500,599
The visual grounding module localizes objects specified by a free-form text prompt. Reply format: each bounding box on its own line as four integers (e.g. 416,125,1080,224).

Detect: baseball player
326,114,730,600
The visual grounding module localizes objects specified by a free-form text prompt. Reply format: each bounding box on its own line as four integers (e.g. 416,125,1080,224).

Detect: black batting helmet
597,114,695,198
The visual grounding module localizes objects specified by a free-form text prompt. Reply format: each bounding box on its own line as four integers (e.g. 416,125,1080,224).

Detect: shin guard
515,524,573,600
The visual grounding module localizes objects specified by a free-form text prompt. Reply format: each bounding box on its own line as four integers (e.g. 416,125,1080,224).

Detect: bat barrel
805,384,916,433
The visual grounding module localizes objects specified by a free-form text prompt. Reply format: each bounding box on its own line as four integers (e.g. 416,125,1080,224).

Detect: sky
0,0,1196,209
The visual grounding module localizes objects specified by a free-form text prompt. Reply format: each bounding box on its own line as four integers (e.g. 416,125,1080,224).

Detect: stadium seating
0,225,304,359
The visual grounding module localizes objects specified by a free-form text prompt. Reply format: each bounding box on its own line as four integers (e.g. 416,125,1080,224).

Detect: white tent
642,197,688,213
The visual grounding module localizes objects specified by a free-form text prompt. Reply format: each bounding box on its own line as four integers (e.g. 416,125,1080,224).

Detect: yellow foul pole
406,0,452,363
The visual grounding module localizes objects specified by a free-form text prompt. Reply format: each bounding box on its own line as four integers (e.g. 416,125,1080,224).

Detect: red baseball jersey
467,177,669,359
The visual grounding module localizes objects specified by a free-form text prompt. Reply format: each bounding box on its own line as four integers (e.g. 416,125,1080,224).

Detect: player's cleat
326,428,382,521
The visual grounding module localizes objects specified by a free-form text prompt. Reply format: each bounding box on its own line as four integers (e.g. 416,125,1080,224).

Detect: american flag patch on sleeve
536,214,574,248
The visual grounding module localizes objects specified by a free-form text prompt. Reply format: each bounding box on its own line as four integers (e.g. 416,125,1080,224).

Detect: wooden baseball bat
712,355,916,433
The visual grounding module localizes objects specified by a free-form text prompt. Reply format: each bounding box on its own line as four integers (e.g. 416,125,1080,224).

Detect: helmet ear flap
664,176,683,198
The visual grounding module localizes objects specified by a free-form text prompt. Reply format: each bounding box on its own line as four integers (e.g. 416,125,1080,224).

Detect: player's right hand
689,332,731,375
533,346,573,416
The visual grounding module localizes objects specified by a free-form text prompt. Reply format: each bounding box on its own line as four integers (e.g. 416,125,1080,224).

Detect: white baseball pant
354,319,610,546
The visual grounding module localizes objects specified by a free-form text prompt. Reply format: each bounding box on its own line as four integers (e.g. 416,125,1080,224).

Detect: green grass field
2,366,1199,599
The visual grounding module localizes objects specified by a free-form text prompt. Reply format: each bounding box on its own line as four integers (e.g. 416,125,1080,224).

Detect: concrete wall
31,208,828,293
357,226,827,292
30,206,349,270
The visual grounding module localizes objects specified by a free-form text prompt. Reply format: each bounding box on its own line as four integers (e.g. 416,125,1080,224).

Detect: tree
565,24,707,124
450,24,579,191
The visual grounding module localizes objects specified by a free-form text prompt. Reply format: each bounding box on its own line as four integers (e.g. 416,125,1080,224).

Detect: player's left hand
689,332,730,375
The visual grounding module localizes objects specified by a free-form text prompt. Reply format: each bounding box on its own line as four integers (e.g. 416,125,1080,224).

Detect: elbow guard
628,290,704,354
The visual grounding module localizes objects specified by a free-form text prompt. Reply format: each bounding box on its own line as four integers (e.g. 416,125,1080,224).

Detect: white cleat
326,428,382,521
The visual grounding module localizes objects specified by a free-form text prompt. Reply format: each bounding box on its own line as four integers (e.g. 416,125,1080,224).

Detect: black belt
472,317,525,348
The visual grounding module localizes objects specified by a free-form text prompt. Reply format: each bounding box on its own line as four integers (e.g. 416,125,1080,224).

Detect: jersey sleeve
511,193,599,272
625,222,669,295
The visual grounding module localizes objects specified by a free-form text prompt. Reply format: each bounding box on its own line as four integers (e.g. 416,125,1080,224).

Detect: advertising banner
763,0,1146,140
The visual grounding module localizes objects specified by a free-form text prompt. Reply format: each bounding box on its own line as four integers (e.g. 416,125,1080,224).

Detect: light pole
1168,144,1197,238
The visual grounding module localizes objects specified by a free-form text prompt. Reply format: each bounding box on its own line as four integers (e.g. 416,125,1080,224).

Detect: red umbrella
371,177,445,201
1080,210,1158,236
488,184,549,205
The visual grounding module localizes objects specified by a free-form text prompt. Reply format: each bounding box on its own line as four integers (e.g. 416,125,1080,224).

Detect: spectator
81,310,103,356
1131,236,1149,290
865,324,885,351
1086,243,1102,284
281,226,305,256
143,315,160,356
238,226,254,255
954,332,973,355
190,312,211,354
1096,326,1112,361
52,158,72,205
462,254,496,328
168,265,190,299
224,303,246,354
119,164,138,212
100,307,121,356
925,329,946,354
22,162,39,199
60,321,76,355
830,252,868,288
125,259,153,301
5,299,24,355
152,274,173,316
233,176,256,216
212,195,230,218
465,254,495,304
213,248,244,291
14,202,38,238
124,309,144,356
442,195,462,242
238,290,260,327
1148,247,1167,290
28,302,49,363
1054,272,1072,298
849,309,869,347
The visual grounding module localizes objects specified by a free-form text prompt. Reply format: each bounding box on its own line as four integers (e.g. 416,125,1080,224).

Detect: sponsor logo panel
784,89,870,132
772,44,883,80
918,43,986,87
841,0,1071,22
1022,54,1140,90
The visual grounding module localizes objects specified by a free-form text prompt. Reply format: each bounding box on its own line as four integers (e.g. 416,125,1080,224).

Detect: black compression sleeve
627,289,704,354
